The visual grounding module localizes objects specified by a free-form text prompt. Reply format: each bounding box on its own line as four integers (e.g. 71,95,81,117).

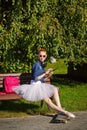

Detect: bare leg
44,97,75,118
52,87,62,108
44,97,65,112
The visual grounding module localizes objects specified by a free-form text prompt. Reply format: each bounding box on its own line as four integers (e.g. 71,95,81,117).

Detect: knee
53,86,58,93
44,98,51,104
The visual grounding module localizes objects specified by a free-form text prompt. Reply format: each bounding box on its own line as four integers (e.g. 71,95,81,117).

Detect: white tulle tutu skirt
13,81,58,102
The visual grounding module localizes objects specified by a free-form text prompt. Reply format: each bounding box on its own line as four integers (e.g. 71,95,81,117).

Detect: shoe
66,112,76,118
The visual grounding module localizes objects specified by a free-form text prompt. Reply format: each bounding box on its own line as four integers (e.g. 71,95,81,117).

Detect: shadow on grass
0,100,40,115
0,74,86,116
52,74,83,87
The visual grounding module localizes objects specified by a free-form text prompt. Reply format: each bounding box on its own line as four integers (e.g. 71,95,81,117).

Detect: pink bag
4,76,20,93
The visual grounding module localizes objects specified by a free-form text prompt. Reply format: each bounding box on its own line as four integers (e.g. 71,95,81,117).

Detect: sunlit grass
0,59,87,117
53,80,87,112
46,59,67,74
0,80,87,118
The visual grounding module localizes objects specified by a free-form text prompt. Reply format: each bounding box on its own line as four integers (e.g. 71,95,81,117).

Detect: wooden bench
0,73,31,100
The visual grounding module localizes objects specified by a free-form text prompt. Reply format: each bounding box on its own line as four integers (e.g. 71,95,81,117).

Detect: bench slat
0,73,21,77
0,93,21,100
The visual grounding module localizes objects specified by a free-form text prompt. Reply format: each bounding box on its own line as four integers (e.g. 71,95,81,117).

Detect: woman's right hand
45,68,54,77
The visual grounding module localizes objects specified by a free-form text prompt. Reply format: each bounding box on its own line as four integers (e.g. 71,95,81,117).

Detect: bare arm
37,73,46,80
37,68,53,80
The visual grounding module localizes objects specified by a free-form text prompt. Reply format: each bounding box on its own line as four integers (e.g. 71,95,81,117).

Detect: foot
65,111,76,118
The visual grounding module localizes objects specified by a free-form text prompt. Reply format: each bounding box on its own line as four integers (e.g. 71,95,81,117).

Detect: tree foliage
0,0,87,72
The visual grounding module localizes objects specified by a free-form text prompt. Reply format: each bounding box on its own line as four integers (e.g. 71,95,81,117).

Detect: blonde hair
38,48,47,54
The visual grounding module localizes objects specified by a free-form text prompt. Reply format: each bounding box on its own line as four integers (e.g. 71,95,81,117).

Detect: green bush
0,0,87,72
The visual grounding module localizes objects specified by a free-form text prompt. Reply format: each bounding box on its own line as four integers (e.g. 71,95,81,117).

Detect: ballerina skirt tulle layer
13,81,58,101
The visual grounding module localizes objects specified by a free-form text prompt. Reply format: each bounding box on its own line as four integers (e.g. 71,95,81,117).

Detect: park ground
0,111,87,130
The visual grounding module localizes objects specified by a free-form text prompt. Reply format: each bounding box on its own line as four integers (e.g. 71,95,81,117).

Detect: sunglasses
39,55,46,58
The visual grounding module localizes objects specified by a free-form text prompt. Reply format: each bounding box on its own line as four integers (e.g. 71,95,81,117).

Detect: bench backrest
0,73,31,90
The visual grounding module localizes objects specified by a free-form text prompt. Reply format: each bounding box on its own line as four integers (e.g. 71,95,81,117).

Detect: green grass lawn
53,80,87,112
0,59,87,117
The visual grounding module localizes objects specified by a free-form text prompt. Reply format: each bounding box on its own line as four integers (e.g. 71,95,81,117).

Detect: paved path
0,111,87,130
